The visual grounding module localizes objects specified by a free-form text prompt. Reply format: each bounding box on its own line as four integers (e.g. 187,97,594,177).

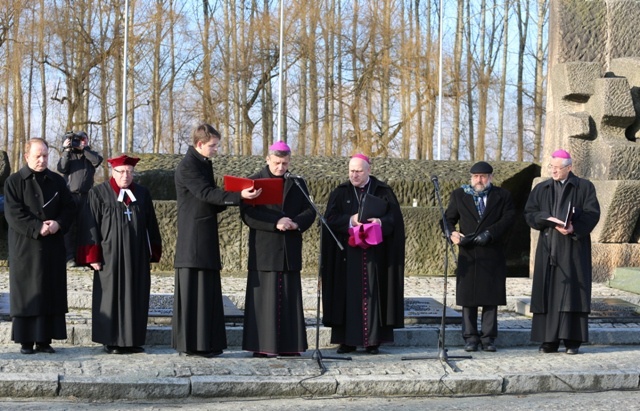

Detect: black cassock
77,179,162,347
321,177,405,348
240,167,316,355
525,172,600,345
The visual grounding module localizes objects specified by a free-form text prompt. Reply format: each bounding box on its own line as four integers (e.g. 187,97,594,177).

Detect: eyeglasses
547,164,569,172
113,169,134,176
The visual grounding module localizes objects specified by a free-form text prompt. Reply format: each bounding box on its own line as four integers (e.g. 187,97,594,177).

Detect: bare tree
515,0,530,162
533,0,548,162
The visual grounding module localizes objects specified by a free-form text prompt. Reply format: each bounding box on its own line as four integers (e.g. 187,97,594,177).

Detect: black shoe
278,352,301,357
336,344,356,354
186,350,223,358
565,347,580,355
35,343,55,354
252,352,277,358
538,343,559,353
482,342,496,352
365,346,379,355
104,345,126,354
126,346,145,354
20,343,34,355
464,342,478,352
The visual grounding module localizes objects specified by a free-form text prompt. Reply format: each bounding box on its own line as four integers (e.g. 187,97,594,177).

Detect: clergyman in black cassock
4,138,75,354
172,123,261,357
525,149,600,355
240,141,316,357
76,155,162,354
321,154,405,355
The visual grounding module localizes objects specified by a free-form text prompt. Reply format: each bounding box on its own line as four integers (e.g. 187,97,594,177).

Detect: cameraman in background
57,131,103,267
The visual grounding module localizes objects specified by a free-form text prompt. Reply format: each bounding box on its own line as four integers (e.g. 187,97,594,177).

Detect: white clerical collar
117,188,137,203
357,177,370,188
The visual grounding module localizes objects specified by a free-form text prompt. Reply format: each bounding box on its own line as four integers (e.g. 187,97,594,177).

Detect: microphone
431,175,440,191
284,171,304,180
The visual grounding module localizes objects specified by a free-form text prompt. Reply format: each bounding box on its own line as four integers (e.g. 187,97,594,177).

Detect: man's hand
241,187,262,200
350,213,361,226
555,222,574,236
450,231,462,245
366,218,382,226
63,138,72,150
40,220,60,236
276,217,298,231
90,262,102,270
472,230,492,246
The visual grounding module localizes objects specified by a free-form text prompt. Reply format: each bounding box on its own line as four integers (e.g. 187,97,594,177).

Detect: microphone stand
279,176,351,374
402,177,471,372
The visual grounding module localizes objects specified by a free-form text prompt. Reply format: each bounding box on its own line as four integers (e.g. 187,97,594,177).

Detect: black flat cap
470,161,493,174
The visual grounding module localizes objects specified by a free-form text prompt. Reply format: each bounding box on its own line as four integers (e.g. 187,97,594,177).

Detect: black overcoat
174,146,241,270
4,166,75,317
444,185,515,306
240,167,316,271
320,176,405,328
525,173,600,314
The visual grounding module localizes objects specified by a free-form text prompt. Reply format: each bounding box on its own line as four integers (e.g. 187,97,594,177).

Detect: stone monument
537,0,640,281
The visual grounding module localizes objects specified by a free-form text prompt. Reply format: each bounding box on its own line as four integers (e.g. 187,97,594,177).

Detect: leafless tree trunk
516,0,530,162
450,0,464,160
308,4,319,155
497,0,510,160
533,0,548,162
465,0,475,160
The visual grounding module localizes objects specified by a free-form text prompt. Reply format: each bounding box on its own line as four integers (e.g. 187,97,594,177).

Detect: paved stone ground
0,269,639,400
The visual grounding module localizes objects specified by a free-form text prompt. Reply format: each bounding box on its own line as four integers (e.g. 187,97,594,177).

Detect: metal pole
121,0,129,154
276,0,285,143
436,0,444,160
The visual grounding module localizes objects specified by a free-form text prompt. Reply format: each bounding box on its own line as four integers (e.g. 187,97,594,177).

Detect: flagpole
121,0,129,154
276,0,285,143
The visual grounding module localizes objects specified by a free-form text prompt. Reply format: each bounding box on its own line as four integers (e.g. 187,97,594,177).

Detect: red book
223,175,284,205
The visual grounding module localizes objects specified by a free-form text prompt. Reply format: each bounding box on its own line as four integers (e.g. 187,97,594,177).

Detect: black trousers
462,305,498,344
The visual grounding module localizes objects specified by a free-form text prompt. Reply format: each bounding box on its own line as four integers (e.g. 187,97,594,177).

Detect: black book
358,193,388,222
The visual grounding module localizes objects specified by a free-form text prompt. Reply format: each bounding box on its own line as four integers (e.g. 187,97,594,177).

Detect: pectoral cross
124,207,132,221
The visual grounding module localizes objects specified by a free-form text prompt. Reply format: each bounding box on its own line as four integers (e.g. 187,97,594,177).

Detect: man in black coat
56,131,103,267
172,123,261,357
4,138,75,354
240,141,316,357
444,161,515,352
321,154,405,355
525,149,600,355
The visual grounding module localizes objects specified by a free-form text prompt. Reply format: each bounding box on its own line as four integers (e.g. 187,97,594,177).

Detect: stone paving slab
0,345,638,399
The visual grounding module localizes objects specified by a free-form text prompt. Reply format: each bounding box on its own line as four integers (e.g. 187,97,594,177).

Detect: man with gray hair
444,161,515,353
525,149,600,355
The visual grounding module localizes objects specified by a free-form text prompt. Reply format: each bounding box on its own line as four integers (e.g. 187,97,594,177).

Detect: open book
546,202,574,228
223,175,283,205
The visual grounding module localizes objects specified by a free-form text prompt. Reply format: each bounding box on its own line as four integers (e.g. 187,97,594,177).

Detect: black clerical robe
77,178,162,347
240,166,316,355
321,176,405,348
525,172,600,344
172,146,241,354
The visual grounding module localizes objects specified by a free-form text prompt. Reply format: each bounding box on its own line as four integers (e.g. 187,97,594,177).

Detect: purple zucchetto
269,140,291,152
551,149,571,159
351,153,371,164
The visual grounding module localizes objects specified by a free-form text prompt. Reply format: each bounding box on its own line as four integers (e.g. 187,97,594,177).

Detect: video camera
63,131,88,150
